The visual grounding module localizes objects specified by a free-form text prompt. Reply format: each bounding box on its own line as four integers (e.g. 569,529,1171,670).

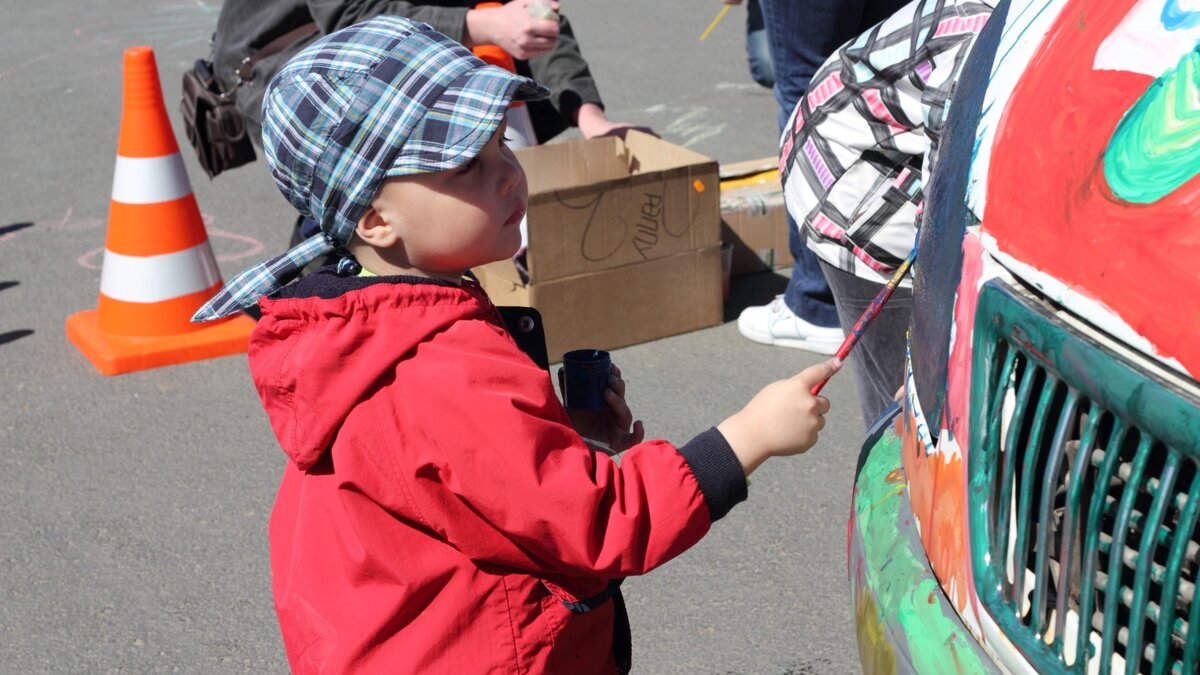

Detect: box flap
622,130,716,174
719,156,778,180
515,134,720,283
517,138,630,195
476,247,723,358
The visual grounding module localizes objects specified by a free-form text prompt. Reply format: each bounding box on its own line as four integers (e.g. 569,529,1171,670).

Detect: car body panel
971,0,1200,379
849,404,998,674
850,0,1200,671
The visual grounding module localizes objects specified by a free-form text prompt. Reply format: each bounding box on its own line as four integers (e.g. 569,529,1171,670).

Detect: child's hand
567,364,645,456
717,359,842,476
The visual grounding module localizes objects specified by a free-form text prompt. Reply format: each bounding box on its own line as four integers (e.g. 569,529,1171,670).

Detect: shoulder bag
180,23,318,178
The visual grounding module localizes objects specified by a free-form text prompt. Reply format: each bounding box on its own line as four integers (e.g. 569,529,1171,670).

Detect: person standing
193,18,842,672
210,0,644,149
778,0,996,425
733,0,909,355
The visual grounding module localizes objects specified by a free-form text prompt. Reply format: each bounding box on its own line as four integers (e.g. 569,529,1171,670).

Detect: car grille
969,282,1200,674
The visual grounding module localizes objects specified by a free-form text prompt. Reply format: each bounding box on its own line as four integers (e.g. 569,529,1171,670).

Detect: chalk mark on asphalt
647,106,727,149
3,209,265,268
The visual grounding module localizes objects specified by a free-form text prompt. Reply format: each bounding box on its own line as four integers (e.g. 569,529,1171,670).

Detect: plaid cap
192,16,549,322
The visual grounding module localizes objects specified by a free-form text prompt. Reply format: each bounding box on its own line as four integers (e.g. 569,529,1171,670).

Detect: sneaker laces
767,294,788,315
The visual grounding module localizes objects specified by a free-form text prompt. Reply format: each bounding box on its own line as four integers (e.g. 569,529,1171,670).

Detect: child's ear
355,205,398,247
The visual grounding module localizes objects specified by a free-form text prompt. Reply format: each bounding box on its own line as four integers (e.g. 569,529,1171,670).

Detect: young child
193,16,839,674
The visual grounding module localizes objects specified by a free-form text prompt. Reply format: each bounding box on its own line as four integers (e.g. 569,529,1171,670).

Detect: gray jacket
210,0,603,146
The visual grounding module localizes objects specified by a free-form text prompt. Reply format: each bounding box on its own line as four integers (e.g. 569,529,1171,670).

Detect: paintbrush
699,4,732,41
810,251,916,395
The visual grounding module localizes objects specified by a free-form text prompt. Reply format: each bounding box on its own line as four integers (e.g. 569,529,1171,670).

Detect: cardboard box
476,247,723,360
719,157,793,275
518,131,721,282
474,131,723,358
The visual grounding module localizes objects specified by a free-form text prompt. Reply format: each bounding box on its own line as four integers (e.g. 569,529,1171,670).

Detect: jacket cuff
678,427,748,522
555,87,604,127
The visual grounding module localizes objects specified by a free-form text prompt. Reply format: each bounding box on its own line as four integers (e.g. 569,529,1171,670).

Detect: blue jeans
758,0,909,328
745,0,774,88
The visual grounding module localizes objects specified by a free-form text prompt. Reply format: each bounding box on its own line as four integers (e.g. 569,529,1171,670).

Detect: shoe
737,295,844,354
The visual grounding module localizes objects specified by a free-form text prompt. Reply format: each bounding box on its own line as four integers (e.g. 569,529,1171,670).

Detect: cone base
66,309,256,376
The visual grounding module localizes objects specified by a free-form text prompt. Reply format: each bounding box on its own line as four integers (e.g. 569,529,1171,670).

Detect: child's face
364,122,527,279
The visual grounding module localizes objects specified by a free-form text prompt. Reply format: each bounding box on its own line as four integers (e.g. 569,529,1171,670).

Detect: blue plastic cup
557,349,611,410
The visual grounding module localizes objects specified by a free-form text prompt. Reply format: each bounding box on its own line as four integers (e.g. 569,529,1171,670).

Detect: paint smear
855,430,992,673
982,0,1200,377
1104,47,1200,203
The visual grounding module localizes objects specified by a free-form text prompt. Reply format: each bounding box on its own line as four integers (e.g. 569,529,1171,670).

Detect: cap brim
385,65,550,177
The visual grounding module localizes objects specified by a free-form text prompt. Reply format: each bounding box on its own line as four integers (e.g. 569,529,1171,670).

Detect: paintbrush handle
809,255,913,396
809,285,898,395
699,4,731,41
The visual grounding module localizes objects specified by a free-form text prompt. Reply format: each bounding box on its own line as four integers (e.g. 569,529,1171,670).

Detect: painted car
848,0,1200,673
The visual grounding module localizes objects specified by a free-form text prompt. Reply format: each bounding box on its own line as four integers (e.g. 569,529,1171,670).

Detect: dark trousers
820,261,912,429
745,0,774,88
759,0,910,329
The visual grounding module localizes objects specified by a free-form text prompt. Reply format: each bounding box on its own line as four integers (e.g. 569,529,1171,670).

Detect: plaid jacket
779,0,995,284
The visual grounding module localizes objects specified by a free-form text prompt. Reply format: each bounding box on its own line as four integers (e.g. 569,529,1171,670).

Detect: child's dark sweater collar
274,265,467,302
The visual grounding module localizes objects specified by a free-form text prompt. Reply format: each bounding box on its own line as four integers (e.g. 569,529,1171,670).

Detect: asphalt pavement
2,1,863,672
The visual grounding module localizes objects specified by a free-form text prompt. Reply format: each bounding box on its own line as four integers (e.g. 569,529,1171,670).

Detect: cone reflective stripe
111,155,193,203
66,46,254,375
101,246,221,300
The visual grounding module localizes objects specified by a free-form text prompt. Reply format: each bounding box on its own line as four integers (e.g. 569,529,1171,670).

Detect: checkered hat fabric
192,16,549,322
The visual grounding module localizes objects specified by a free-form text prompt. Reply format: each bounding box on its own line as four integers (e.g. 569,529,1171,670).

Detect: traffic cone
66,46,255,376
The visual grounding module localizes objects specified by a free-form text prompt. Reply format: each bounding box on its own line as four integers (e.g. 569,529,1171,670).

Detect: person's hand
566,364,646,455
717,359,841,476
465,0,561,60
574,103,658,141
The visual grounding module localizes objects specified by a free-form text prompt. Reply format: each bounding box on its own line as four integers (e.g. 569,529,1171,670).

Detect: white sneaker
737,295,844,354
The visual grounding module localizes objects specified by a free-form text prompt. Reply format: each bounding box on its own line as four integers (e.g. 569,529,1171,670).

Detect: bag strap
235,22,320,84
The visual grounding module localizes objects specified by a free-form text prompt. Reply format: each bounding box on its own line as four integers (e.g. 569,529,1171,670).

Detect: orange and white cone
66,46,255,376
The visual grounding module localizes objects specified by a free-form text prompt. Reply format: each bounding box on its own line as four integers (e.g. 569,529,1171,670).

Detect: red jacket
248,271,747,673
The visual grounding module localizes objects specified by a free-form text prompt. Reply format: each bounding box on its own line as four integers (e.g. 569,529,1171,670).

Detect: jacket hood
247,269,494,471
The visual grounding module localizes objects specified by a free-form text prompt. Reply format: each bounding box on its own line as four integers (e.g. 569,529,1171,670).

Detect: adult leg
739,0,914,354
775,0,910,326
760,0,870,121
758,0,871,330
745,0,774,89
819,261,913,429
